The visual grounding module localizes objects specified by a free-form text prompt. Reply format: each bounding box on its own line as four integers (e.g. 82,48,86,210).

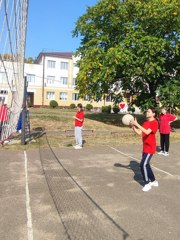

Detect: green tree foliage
24,57,35,63
158,78,180,109
73,0,180,110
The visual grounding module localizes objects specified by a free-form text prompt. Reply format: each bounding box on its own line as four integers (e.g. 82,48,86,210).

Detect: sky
25,0,98,58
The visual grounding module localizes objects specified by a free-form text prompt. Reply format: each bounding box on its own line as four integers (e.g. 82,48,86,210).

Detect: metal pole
21,76,27,145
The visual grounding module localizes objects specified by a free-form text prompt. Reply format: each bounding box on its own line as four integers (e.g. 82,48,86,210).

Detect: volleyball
122,114,134,126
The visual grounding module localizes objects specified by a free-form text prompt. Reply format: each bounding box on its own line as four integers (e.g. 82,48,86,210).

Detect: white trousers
75,126,83,146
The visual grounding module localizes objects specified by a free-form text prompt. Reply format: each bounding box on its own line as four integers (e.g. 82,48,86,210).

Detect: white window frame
72,78,76,86
47,60,56,68
47,75,55,85
60,77,68,86
27,74,35,84
0,72,6,83
60,62,68,70
47,91,55,100
72,93,79,101
60,92,67,100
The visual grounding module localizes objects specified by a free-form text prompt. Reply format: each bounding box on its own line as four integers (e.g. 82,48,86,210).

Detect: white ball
122,114,134,126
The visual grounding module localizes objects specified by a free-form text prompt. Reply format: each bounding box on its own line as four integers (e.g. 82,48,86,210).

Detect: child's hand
130,118,138,127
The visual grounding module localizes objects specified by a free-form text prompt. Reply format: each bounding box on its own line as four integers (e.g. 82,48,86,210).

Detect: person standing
0,99,8,135
73,103,84,149
131,108,159,192
158,107,177,156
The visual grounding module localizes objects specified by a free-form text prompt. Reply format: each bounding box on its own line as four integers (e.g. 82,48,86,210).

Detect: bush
49,100,58,108
112,105,120,114
102,105,111,114
128,106,135,113
86,104,93,111
70,103,76,109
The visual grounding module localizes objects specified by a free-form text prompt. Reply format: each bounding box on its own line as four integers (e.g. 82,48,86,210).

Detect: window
60,62,68,70
47,75,55,85
47,92,55,100
83,95,89,101
72,93,79,101
72,78,76,86
27,74,35,83
60,77,68,86
106,95,113,102
0,72,6,83
47,60,56,68
60,92,67,100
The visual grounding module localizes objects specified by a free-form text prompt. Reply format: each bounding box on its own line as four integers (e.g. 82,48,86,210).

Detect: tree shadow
114,160,144,186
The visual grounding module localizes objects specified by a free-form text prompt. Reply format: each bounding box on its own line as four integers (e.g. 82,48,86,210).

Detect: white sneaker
158,150,164,155
150,180,159,187
163,152,169,156
142,183,151,192
74,145,82,149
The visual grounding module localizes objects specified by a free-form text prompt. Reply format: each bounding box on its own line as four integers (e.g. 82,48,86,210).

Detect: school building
25,52,128,109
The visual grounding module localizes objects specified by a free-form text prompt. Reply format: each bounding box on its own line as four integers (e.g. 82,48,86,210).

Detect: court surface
0,141,180,240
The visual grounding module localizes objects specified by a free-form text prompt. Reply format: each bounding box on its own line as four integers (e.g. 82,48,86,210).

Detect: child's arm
131,118,152,135
73,116,83,122
132,125,142,135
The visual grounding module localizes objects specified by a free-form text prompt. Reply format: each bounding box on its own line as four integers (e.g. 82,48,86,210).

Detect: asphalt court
45,142,180,240
0,142,180,240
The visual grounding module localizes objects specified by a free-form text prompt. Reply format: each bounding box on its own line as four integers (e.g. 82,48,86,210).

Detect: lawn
2,108,180,150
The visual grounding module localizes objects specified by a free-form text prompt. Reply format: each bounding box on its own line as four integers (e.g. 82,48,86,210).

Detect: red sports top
159,114,176,134
142,119,158,154
75,111,84,127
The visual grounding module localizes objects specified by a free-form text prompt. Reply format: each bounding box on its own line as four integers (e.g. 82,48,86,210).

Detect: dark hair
149,108,158,118
161,106,167,111
77,103,83,111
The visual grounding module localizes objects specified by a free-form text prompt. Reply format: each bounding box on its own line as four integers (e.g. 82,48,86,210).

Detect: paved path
0,141,180,240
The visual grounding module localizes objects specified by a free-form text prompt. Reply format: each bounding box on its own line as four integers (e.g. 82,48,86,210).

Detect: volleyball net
0,0,28,143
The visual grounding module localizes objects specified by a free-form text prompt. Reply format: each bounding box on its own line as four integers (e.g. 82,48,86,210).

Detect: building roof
35,52,74,63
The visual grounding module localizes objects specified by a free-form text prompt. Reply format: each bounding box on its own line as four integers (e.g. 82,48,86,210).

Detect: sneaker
142,183,151,192
73,144,78,149
163,152,169,156
150,180,159,187
74,145,82,149
158,150,164,155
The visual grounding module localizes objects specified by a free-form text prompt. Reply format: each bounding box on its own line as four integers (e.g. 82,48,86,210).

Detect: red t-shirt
142,119,158,154
159,114,176,134
75,111,84,127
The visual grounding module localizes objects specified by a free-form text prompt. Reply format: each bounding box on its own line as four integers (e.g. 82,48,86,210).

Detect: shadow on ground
114,160,144,186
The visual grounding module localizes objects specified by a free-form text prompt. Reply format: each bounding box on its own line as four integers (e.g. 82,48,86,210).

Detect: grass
1,108,180,150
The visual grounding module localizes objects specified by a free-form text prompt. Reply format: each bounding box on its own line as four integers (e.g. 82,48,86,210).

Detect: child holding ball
130,108,159,192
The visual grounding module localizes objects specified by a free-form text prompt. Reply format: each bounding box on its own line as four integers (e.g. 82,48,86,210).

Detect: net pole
21,75,27,145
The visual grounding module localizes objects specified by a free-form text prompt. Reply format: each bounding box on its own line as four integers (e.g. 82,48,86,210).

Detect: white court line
109,146,174,177
24,151,34,240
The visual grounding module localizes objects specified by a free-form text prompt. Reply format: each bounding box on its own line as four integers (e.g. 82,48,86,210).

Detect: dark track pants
140,152,155,184
160,133,170,152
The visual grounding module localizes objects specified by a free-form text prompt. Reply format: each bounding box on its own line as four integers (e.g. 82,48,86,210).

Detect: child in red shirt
73,103,84,149
158,107,177,156
131,108,159,192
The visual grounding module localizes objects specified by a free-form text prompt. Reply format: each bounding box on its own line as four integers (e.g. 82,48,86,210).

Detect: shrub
102,105,111,114
112,105,120,114
70,103,76,109
86,104,93,111
49,100,58,108
128,106,135,113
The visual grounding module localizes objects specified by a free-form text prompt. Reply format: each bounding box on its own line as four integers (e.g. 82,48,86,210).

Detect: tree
73,0,180,110
158,78,180,111
24,57,35,63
